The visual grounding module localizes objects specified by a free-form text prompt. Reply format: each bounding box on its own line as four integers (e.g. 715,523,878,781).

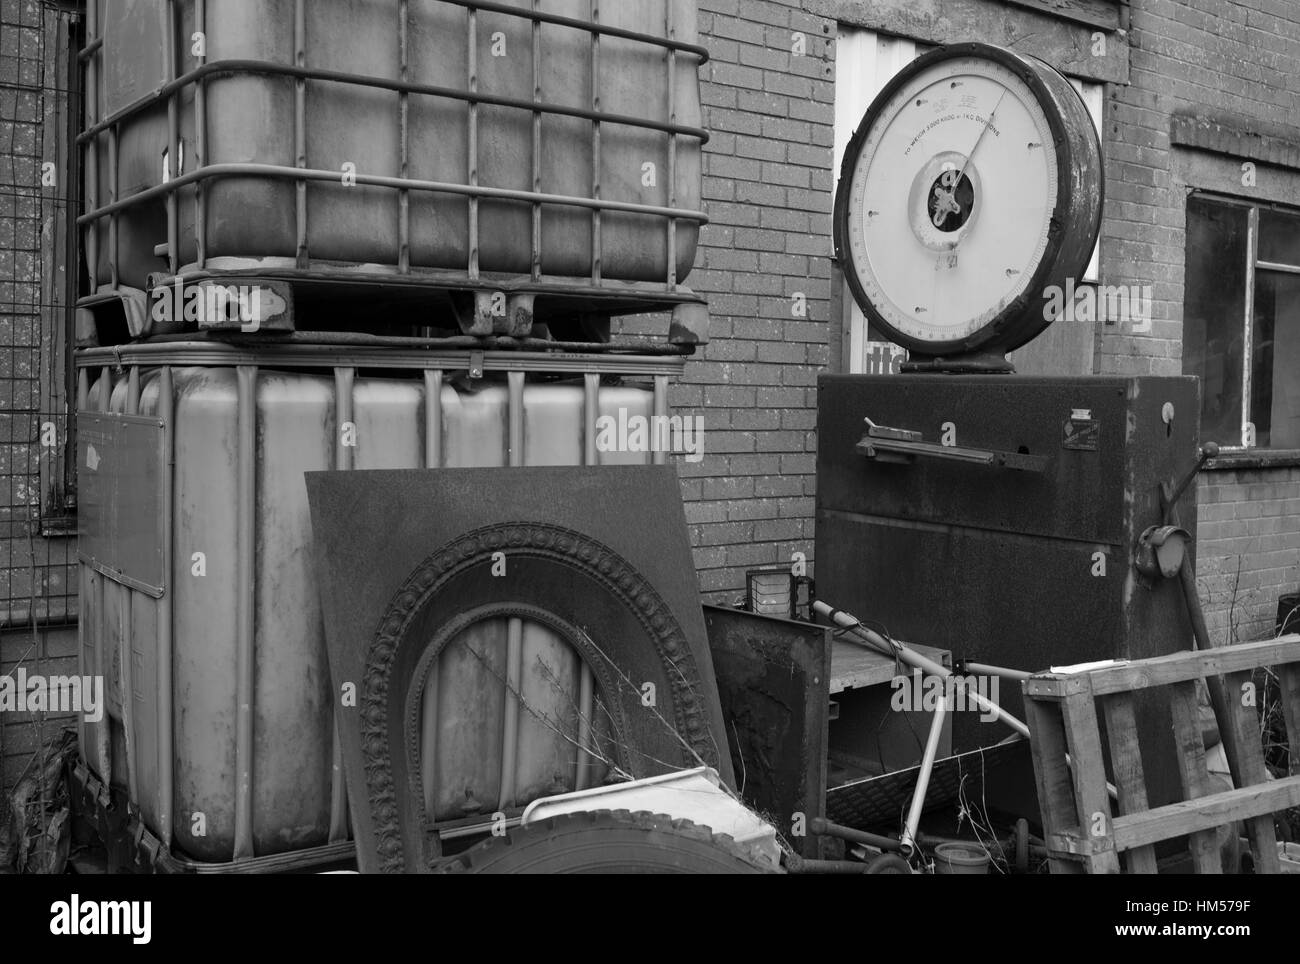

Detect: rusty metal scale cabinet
815,373,1201,807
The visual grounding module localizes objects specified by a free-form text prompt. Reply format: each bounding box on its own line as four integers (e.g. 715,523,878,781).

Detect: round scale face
841,55,1060,347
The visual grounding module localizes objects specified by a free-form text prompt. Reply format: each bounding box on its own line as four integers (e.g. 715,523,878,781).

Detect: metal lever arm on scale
856,417,1050,472
1162,441,1218,526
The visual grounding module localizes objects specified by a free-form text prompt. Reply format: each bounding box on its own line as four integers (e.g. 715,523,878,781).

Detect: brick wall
1097,0,1300,376
668,0,836,603
1197,467,1300,642
1099,0,1300,640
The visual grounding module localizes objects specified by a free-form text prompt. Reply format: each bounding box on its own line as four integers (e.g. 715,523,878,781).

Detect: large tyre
433,810,780,874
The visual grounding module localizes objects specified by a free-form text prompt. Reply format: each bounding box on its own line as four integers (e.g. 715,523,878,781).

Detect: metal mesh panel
0,0,81,825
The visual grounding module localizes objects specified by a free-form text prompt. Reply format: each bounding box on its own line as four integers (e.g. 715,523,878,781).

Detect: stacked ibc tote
72,0,709,872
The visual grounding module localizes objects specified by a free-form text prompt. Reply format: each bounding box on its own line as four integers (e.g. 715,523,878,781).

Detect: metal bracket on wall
855,418,1050,472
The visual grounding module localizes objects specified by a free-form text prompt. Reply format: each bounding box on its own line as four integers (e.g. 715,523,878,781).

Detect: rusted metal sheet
815,374,1200,810
703,606,830,859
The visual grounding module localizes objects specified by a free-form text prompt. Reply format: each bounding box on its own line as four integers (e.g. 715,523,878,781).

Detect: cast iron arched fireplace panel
306,466,735,873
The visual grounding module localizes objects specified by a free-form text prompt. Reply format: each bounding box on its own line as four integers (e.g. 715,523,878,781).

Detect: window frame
1185,190,1300,464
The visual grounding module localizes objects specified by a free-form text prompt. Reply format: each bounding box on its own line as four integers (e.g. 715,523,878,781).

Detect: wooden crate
1025,635,1300,874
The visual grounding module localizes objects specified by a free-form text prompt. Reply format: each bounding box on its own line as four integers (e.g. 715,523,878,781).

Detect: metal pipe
578,378,598,788
84,0,99,293
125,365,140,414
157,366,175,847
194,0,208,269
961,661,1032,682
665,0,677,291
652,374,670,466
467,7,479,279
424,369,443,467
583,373,600,466
901,690,948,855
815,600,1120,801
590,0,602,284
915,830,1050,859
813,601,1030,739
76,564,88,780
783,854,871,874
398,0,410,274
94,572,110,781
1163,442,1218,524
164,0,179,273
77,61,711,146
530,0,542,282
107,125,119,289
87,331,695,356
431,0,711,57
294,0,307,268
77,344,690,377
809,816,902,852
507,370,525,466
334,368,355,471
78,161,710,227
327,366,355,843
121,592,140,804
232,364,258,860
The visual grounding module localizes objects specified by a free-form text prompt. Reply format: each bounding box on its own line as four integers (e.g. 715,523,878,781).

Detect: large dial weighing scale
817,44,1201,813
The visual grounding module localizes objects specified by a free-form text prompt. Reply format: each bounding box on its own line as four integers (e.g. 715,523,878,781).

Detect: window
832,26,1103,374
1183,195,1300,451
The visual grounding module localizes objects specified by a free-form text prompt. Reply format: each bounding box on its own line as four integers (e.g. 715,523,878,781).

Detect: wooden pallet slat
1027,635,1300,874
1222,668,1280,873
1280,665,1300,778
1167,681,1221,874
1060,689,1120,874
1101,692,1157,874
1087,636,1300,695
1110,778,1300,850
1024,696,1085,875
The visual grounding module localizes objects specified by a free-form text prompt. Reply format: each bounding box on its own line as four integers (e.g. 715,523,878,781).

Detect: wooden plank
1101,693,1158,874
1086,637,1300,696
1222,669,1279,874
828,638,950,694
1167,682,1221,873
1024,698,1084,874
1112,776,1300,852
1060,690,1120,873
1281,665,1300,778
1000,0,1122,31
808,0,1128,85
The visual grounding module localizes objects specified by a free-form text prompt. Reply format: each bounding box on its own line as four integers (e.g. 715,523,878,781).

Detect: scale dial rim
833,42,1103,364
